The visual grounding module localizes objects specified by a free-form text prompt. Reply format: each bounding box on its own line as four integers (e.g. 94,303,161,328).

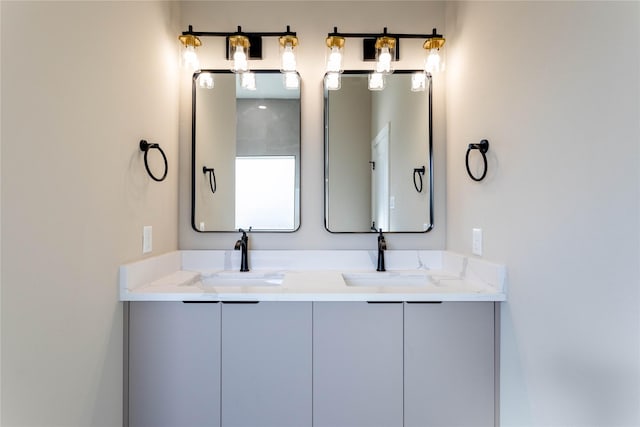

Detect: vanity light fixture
375,36,396,74
325,34,345,73
325,27,445,91
228,34,250,73
179,25,298,90
423,28,446,74
279,32,298,73
178,32,202,71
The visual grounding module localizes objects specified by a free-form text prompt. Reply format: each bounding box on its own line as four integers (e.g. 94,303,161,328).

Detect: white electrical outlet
143,226,153,254
472,228,482,256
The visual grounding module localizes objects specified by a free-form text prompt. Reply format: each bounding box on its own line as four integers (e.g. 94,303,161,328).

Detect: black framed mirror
324,70,433,233
192,70,301,232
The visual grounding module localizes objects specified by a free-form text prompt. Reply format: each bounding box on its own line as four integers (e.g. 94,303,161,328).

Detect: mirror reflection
324,71,433,233
192,70,300,232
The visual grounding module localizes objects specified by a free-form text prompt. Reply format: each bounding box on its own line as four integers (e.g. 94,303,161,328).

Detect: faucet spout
234,228,250,272
377,229,386,272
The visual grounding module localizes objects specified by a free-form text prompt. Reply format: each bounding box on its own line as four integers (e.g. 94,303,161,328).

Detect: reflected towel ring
139,140,168,182
203,166,216,194
413,166,425,193
465,139,489,182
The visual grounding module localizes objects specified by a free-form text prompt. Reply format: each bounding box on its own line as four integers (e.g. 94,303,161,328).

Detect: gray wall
445,2,640,425
1,2,180,425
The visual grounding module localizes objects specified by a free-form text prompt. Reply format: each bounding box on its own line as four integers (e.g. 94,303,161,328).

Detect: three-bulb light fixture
178,25,300,91
324,27,445,91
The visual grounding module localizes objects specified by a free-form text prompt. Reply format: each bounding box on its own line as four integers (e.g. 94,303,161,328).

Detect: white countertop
119,250,506,302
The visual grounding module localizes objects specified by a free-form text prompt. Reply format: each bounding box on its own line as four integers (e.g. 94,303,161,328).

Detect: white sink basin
341,271,430,287
200,271,285,288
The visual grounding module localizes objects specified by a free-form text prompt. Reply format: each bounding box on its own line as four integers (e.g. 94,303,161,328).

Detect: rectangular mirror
192,70,301,232
324,71,433,233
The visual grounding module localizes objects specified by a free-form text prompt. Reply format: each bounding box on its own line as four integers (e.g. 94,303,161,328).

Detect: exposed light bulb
182,45,199,71
425,49,442,74
233,45,248,73
326,46,343,73
325,72,341,90
241,72,256,90
281,44,296,72
284,72,299,90
198,72,214,89
411,72,427,92
368,72,385,91
376,46,392,74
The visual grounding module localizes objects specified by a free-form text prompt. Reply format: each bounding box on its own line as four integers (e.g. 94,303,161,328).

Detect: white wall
445,2,640,426
178,1,447,249
1,2,180,425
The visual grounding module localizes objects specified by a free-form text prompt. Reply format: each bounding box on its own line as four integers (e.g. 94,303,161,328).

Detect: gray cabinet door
221,302,312,427
404,302,495,427
313,302,404,427
128,301,221,427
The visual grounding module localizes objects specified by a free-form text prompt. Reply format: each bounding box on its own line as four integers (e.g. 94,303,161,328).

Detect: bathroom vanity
121,250,505,427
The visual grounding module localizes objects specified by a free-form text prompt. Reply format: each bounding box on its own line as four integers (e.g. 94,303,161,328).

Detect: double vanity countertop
120,250,507,302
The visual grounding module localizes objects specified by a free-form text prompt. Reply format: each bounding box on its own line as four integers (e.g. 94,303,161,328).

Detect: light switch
143,226,152,254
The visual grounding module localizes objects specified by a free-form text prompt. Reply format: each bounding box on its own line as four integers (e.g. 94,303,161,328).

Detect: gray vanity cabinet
220,302,312,427
128,301,221,427
312,302,404,427
404,302,495,427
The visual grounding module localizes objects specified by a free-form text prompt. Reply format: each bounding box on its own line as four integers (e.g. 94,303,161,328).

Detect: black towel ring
465,139,489,182
139,140,168,182
413,166,425,193
203,166,216,194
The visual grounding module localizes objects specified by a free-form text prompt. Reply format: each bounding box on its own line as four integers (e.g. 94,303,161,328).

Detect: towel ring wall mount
139,139,168,182
465,139,489,182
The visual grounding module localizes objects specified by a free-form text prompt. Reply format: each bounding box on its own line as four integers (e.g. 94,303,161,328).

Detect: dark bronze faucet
234,228,250,272
376,229,386,272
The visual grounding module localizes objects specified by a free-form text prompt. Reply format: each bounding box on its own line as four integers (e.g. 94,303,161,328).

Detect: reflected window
235,156,296,230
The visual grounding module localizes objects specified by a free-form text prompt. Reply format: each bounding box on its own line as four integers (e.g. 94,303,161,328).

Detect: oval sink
341,271,430,287
200,271,285,288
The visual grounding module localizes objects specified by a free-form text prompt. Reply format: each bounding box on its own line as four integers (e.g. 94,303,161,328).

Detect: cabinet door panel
313,302,403,427
221,302,312,427
128,302,221,427
404,302,495,427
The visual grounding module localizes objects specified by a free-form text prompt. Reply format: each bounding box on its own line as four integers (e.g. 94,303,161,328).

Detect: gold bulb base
178,34,201,48
326,35,345,49
279,35,299,48
423,37,445,50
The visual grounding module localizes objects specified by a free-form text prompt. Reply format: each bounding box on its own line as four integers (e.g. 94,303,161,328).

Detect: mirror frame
191,69,302,233
323,70,434,233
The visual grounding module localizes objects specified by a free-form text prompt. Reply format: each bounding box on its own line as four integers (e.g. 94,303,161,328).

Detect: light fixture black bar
182,24,296,38
327,26,442,40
